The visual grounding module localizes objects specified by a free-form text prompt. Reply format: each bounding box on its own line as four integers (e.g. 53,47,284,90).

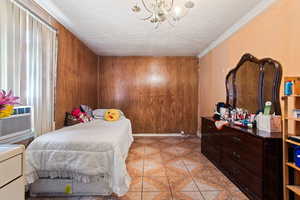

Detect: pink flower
0,90,20,110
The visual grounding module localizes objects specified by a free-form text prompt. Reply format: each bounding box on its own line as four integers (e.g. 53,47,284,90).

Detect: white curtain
0,0,57,136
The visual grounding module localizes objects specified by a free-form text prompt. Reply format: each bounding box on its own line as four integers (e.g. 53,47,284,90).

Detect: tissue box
256,113,282,132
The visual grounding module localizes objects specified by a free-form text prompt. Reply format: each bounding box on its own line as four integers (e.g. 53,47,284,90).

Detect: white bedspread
25,118,134,196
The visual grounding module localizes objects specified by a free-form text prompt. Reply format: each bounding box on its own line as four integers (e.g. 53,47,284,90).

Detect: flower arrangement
0,90,19,118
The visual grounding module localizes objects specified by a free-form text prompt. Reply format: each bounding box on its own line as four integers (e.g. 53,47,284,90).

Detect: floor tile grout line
181,157,240,199
142,139,208,195
141,145,145,200
143,140,173,199
182,151,208,200
165,173,174,200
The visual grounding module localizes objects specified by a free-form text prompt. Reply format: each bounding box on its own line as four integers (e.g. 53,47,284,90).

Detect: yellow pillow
104,109,120,121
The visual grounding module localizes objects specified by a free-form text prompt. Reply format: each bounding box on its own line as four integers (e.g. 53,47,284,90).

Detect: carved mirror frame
225,53,282,115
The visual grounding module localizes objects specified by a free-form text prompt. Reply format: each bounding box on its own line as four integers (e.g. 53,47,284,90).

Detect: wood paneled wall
98,56,198,134
19,0,99,129
54,23,98,129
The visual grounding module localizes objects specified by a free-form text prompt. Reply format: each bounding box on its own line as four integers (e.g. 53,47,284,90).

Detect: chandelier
132,0,195,28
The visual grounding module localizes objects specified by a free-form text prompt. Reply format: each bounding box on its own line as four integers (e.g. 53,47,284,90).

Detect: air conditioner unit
0,106,34,144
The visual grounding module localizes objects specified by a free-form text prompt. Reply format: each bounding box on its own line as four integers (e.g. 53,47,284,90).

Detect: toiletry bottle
285,81,293,96
264,101,272,115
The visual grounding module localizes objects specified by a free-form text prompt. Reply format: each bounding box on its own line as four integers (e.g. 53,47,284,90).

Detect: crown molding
33,0,65,25
33,0,96,53
197,0,277,59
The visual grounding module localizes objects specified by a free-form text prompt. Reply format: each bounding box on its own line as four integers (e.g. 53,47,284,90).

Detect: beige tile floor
28,136,249,200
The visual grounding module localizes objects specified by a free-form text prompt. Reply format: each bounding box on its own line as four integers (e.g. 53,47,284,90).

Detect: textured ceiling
35,0,263,56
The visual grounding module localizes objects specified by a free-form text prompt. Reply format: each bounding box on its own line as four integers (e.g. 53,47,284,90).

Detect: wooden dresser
201,117,283,200
0,145,25,200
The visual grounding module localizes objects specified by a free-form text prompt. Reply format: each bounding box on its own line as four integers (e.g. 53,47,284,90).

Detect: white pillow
93,109,125,119
92,109,106,118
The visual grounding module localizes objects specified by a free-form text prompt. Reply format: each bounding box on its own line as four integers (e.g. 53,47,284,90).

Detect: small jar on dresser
0,145,25,200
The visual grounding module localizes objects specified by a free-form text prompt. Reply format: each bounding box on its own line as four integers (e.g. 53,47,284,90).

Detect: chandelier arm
141,0,153,13
166,0,174,12
140,13,154,21
155,21,161,29
166,12,176,23
180,9,189,18
166,16,175,27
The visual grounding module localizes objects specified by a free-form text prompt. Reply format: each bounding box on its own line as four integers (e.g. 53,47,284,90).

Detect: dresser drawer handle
232,136,241,143
232,151,241,159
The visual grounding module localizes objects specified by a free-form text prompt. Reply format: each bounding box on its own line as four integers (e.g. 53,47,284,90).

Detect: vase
0,105,14,119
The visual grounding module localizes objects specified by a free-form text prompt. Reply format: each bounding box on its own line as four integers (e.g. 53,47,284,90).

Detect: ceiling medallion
132,0,195,28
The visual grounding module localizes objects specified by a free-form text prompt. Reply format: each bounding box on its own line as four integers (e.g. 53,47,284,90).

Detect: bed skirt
30,178,112,197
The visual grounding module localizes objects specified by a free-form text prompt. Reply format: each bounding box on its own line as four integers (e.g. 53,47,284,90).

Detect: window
0,0,57,138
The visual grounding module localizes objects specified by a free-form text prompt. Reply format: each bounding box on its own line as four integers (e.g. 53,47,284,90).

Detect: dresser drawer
202,118,218,133
223,128,263,154
221,154,263,198
223,146,263,177
201,117,283,200
202,119,222,148
236,164,263,198
0,176,24,200
221,153,238,178
203,145,221,165
0,154,22,187
203,132,221,148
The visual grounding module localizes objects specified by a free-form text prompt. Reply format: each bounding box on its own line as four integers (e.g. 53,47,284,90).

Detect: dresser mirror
226,53,282,115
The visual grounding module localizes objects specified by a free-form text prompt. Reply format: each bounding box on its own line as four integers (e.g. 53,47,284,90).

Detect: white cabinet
0,145,25,200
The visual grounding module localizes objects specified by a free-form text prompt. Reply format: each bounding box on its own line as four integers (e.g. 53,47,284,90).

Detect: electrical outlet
180,131,189,138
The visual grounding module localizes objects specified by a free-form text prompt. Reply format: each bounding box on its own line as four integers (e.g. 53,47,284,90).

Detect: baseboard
133,133,200,137
197,132,202,138
133,133,184,137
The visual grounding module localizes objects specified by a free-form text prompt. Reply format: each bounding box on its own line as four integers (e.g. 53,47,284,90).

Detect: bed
25,117,133,197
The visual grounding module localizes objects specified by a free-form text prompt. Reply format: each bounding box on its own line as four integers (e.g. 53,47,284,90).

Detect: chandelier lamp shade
132,0,195,28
